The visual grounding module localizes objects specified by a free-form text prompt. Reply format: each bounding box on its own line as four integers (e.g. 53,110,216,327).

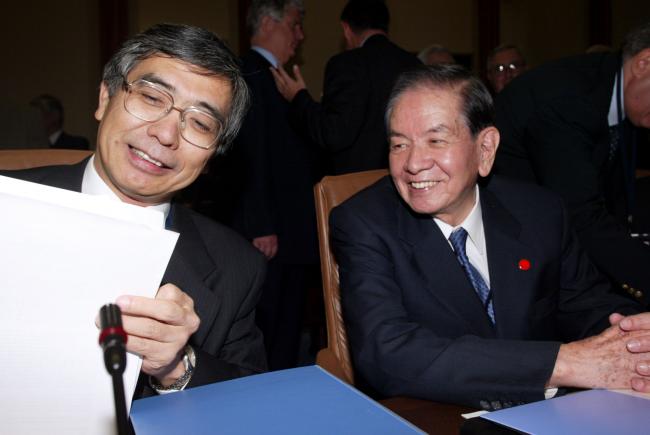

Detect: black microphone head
100,303,122,330
98,303,127,375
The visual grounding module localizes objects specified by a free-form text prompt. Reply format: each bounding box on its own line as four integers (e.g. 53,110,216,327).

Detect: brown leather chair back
0,149,92,170
314,169,388,384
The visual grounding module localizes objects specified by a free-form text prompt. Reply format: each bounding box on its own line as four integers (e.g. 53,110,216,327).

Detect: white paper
0,176,179,434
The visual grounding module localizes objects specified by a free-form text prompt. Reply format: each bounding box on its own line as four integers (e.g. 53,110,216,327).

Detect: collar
49,130,63,146
81,155,171,227
251,46,279,68
433,185,486,256
608,67,625,126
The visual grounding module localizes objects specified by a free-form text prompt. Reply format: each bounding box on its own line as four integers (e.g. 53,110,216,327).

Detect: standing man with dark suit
3,24,267,398
494,22,650,306
331,65,650,409
271,0,420,175
231,0,320,370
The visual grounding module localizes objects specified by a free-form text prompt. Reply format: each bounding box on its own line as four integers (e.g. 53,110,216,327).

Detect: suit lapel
162,204,222,346
397,199,495,337
480,186,538,339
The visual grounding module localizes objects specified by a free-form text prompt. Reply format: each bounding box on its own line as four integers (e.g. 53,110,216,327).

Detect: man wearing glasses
2,24,267,397
486,44,527,94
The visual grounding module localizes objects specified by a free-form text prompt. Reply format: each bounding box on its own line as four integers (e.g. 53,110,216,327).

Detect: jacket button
491,400,503,410
479,400,491,410
623,284,630,290
635,290,643,299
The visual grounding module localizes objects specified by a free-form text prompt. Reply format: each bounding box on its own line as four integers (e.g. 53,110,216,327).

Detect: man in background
271,0,420,175
486,44,527,94
30,94,90,149
230,0,320,370
418,44,456,66
495,22,650,306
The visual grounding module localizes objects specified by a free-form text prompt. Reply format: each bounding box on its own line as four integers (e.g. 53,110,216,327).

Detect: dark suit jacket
1,159,268,397
52,131,90,150
229,49,320,264
495,52,650,305
331,176,640,408
289,34,421,175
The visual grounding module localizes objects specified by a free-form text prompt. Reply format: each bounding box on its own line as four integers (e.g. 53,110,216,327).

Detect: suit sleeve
189,252,268,386
289,54,369,152
518,100,650,305
330,206,560,408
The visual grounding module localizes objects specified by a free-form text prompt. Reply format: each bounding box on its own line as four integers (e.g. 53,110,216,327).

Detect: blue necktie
449,227,495,324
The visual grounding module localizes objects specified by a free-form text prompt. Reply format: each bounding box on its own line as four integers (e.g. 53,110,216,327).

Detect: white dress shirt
81,155,170,226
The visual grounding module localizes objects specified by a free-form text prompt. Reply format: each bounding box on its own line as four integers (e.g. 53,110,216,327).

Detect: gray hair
417,44,454,64
386,64,494,138
622,21,650,60
487,44,525,67
246,0,305,36
102,23,249,154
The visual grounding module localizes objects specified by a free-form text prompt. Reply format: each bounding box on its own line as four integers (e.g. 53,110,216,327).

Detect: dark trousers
255,260,311,370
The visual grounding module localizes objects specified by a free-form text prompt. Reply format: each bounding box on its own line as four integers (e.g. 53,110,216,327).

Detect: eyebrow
137,72,227,122
388,124,451,138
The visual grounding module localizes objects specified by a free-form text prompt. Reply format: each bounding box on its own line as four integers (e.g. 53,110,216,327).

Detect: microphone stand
99,304,129,435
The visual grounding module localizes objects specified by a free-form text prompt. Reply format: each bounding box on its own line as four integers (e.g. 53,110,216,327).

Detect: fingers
626,335,650,353
252,235,278,259
631,377,650,392
609,312,626,326
292,64,305,86
619,312,650,332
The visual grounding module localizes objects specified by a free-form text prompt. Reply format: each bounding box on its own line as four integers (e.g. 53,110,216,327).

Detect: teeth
133,149,163,167
411,181,437,189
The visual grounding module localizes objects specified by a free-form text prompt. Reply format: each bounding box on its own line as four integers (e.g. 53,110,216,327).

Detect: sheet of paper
0,176,179,434
482,389,650,435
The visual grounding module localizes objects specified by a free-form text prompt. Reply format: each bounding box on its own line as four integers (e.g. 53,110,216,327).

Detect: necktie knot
449,227,469,257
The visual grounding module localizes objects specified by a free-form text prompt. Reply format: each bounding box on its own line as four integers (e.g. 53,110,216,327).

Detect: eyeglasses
490,62,525,75
122,79,223,150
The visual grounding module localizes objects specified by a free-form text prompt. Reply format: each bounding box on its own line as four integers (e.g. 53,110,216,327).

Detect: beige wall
2,0,101,147
0,1,647,149
130,0,240,53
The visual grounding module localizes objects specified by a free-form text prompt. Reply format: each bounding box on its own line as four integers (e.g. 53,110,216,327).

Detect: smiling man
330,64,650,409
2,24,267,397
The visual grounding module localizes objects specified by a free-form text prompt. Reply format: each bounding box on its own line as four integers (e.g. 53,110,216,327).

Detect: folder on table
130,365,425,435
481,389,650,434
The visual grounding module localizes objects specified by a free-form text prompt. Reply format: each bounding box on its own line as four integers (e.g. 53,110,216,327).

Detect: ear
630,48,650,78
260,14,275,35
476,126,500,177
95,82,111,122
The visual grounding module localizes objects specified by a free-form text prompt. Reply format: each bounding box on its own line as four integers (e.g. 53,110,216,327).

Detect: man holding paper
3,24,267,396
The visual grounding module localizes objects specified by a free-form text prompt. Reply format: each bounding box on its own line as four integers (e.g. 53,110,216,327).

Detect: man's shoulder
484,176,564,217
331,175,398,222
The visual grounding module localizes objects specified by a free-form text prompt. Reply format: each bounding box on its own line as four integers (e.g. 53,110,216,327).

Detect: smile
131,148,164,167
410,181,438,189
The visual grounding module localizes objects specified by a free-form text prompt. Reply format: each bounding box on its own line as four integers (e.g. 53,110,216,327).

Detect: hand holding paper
117,283,200,386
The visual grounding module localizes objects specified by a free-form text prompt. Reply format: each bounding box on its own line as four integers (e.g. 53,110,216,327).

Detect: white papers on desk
0,175,179,435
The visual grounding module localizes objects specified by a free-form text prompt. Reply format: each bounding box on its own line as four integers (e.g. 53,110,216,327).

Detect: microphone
98,303,127,375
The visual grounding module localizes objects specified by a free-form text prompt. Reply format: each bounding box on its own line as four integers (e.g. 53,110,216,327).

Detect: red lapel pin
518,259,531,270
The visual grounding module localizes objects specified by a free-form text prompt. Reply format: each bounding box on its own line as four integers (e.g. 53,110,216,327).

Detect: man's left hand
270,64,306,101
116,283,200,386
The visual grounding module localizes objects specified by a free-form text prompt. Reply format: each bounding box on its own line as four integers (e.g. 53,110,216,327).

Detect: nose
404,144,434,174
146,108,181,149
295,24,304,41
